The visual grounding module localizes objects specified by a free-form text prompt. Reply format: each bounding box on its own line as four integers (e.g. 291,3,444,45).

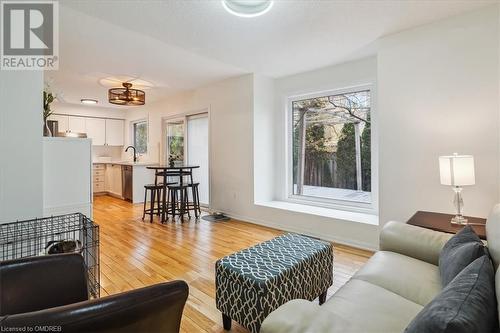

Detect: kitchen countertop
93,161,159,167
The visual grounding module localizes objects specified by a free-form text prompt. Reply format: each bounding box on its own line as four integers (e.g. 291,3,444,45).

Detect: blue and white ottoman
215,233,334,333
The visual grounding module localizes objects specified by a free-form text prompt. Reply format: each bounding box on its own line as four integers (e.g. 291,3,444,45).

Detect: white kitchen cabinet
68,116,86,133
106,164,123,197
48,114,69,133
92,162,156,203
85,118,106,146
106,119,124,146
92,163,106,194
105,165,112,193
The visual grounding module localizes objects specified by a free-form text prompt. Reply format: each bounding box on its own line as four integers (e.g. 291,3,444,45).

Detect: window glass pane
292,90,371,203
133,121,147,154
166,121,184,163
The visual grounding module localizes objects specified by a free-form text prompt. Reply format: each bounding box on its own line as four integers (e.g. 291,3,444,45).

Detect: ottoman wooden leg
222,313,232,330
319,290,327,305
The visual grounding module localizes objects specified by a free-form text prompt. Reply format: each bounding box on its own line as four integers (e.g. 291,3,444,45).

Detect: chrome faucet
125,146,137,162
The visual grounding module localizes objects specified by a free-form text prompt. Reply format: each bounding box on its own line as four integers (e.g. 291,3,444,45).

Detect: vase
43,119,52,137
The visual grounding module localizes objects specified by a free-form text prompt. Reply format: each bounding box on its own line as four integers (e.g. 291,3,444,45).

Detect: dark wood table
147,165,200,222
407,211,487,240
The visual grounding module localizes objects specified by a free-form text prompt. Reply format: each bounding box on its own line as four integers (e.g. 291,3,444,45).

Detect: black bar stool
184,170,201,219
166,184,191,219
142,171,169,223
179,170,201,219
142,184,163,223
161,168,202,221
186,183,201,219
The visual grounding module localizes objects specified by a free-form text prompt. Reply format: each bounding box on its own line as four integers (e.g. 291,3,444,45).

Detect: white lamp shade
439,155,475,186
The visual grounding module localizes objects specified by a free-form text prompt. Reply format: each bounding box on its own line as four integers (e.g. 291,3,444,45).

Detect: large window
133,120,148,154
291,88,371,205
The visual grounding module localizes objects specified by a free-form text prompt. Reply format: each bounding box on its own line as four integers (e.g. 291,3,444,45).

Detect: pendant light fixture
108,82,145,106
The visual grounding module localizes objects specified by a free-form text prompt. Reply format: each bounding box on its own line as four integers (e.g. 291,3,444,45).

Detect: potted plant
43,89,55,136
168,154,178,167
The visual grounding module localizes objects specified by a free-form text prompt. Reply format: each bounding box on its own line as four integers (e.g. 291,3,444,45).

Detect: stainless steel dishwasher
122,165,133,201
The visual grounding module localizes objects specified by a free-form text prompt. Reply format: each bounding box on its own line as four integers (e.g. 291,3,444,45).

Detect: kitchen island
92,161,159,204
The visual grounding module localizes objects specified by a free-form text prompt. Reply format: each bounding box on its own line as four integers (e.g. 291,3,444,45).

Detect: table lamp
439,154,475,225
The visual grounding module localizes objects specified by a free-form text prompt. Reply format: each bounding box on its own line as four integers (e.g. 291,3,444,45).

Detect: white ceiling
49,0,494,107
46,4,245,107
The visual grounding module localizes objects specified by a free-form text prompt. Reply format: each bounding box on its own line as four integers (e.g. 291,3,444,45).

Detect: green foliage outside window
167,122,184,162
336,123,356,189
134,121,148,154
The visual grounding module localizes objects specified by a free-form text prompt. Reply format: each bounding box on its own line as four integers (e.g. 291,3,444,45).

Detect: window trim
131,118,148,154
285,84,376,214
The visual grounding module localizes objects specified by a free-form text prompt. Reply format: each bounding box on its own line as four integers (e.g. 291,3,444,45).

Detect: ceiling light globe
222,0,273,18
80,99,98,105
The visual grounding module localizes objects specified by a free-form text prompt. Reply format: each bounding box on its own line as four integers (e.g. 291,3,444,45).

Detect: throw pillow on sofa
439,225,486,286
406,255,497,333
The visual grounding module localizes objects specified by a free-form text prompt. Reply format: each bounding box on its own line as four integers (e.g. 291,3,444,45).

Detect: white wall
43,137,92,218
260,57,379,249
0,71,44,222
125,75,256,216
378,7,499,226
273,57,378,206
126,70,380,250
253,74,275,202
123,7,500,250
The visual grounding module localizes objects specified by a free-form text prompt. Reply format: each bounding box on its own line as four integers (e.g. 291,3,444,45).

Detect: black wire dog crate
0,213,100,298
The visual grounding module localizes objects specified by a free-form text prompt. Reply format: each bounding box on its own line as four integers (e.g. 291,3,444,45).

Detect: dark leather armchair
0,254,189,333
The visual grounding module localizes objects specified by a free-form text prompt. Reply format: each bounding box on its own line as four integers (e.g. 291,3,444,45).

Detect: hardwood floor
93,195,372,333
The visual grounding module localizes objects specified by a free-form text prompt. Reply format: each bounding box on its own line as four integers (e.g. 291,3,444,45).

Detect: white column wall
0,71,44,222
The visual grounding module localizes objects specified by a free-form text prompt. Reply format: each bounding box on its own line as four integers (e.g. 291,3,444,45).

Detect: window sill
255,200,379,226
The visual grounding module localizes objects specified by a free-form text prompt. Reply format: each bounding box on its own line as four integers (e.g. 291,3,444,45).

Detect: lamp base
451,215,469,225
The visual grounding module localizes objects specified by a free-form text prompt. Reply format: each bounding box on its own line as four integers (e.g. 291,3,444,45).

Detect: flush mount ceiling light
108,82,145,106
80,98,98,105
222,0,273,18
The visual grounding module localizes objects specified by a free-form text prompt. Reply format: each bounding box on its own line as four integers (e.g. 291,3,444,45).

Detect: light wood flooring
93,195,372,333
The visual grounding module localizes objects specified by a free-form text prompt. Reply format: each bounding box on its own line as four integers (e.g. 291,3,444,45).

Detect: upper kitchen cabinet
85,118,106,146
49,114,69,133
68,116,86,133
47,114,124,146
105,119,124,146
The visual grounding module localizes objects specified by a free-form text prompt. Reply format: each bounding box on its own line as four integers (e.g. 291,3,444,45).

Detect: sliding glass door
163,112,210,206
187,114,209,206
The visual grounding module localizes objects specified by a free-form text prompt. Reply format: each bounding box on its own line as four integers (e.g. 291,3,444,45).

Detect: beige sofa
260,205,500,333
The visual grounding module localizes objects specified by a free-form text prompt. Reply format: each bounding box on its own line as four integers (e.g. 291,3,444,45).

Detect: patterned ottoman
215,233,333,333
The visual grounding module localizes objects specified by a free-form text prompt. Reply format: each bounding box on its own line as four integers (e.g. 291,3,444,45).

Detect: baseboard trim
43,203,93,219
221,211,378,251
94,192,124,200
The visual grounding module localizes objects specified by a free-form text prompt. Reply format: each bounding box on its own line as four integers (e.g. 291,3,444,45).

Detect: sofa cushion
439,225,486,286
486,204,500,269
485,204,500,322
322,279,423,333
406,255,497,333
352,251,441,305
261,279,424,333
